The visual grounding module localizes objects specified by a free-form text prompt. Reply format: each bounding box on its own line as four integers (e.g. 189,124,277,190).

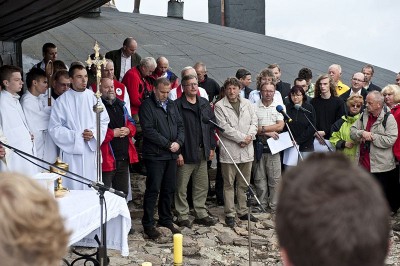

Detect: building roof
22,7,395,88
0,0,109,41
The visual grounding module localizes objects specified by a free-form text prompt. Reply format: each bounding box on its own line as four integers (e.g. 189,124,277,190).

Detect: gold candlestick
51,157,69,198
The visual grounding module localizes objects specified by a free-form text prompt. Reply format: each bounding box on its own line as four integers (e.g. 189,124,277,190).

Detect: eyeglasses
350,104,362,108
182,83,198,87
352,78,364,83
291,93,303,97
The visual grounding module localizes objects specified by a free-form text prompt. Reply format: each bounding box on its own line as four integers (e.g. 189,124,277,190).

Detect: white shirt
21,90,58,168
0,90,38,176
168,85,209,101
120,54,131,82
48,89,110,190
248,90,286,111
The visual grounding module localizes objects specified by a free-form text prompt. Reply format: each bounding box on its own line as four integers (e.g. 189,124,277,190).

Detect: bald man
340,72,368,103
151,56,179,89
105,37,142,81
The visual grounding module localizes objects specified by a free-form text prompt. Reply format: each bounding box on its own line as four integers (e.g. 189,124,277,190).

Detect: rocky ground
65,171,400,266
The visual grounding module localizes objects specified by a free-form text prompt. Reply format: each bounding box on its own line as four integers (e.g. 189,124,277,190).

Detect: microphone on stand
202,117,225,132
276,105,292,122
294,104,312,114
0,140,127,197
90,182,126,198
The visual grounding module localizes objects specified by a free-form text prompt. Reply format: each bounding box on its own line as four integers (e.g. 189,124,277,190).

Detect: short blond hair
346,94,364,108
382,84,400,104
0,173,70,266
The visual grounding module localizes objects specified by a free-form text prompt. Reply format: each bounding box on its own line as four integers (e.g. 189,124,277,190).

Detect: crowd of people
0,37,399,264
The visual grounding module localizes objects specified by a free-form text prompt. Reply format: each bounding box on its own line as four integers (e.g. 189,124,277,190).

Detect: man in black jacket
362,64,381,92
194,62,221,102
139,77,184,239
174,74,217,228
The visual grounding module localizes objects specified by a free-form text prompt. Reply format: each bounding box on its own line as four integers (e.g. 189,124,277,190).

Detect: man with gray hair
122,57,156,174
168,66,209,101
328,64,350,96
351,90,399,214
122,57,156,116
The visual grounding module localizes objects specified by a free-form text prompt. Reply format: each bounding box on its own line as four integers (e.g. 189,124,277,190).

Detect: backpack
360,106,390,129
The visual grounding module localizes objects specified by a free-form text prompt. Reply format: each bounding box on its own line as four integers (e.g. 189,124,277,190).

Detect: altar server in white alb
20,68,58,168
0,65,38,176
48,63,109,189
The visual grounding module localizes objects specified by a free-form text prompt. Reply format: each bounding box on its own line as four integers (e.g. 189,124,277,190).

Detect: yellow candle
173,233,183,265
141,263,152,266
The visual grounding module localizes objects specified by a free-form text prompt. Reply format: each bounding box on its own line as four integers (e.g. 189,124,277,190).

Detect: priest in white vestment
21,68,58,169
48,64,109,190
0,65,38,176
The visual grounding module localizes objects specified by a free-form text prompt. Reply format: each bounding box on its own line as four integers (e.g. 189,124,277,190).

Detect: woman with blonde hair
382,84,400,109
330,94,364,161
386,84,400,161
0,173,70,266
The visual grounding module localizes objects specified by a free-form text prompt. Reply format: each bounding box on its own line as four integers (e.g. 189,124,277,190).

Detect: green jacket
330,114,360,161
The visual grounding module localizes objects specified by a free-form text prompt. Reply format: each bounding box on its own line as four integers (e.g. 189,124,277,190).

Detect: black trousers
142,158,177,228
102,159,130,196
373,167,400,213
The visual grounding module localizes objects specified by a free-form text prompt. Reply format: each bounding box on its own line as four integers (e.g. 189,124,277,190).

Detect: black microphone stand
213,132,266,266
0,141,125,266
301,113,333,152
284,118,303,162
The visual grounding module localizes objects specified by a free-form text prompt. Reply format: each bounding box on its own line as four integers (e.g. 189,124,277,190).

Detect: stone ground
65,170,400,266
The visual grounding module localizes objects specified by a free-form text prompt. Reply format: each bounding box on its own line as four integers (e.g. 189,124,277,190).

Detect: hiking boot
194,216,217,226
143,226,161,240
239,213,258,222
158,223,181,234
225,216,235,228
175,219,192,228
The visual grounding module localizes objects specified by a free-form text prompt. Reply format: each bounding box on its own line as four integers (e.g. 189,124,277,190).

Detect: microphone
294,104,312,114
276,105,292,122
202,117,225,132
91,182,126,198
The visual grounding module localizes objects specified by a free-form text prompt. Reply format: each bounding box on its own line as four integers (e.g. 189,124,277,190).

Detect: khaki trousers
254,153,281,210
221,162,252,217
175,153,208,220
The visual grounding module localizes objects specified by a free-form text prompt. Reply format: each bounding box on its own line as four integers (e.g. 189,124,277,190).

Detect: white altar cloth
57,190,131,256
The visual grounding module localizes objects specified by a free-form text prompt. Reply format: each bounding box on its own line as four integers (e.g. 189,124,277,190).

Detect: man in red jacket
122,57,156,116
122,57,156,174
100,77,138,196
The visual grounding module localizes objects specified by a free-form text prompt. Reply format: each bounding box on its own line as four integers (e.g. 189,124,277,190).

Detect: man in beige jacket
350,91,399,213
215,77,258,228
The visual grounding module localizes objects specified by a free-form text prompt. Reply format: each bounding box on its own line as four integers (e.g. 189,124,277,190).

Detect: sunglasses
351,104,362,108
